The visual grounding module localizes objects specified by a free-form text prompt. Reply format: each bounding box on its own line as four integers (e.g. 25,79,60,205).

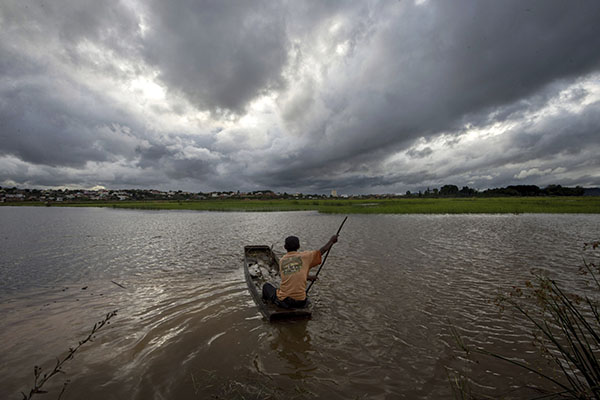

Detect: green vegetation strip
3,197,600,213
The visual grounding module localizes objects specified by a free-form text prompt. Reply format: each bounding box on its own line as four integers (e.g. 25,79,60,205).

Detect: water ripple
1,209,599,399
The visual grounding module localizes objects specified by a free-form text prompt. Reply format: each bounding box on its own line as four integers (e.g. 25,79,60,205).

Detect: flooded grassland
3,196,600,214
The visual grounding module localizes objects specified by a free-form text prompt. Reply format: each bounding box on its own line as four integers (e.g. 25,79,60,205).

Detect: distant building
331,190,337,197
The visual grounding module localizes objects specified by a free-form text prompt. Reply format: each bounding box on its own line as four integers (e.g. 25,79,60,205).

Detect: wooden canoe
244,245,312,321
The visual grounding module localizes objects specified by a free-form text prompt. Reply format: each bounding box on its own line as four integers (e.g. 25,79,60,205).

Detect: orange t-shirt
276,250,322,301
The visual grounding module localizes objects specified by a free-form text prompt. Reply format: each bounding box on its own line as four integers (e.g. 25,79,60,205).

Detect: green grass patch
3,197,600,213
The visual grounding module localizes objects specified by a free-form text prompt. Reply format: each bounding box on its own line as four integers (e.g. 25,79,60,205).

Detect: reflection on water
269,320,314,378
0,207,599,399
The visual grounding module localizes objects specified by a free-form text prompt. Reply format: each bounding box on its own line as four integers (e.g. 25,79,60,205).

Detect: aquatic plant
21,309,118,400
451,241,600,399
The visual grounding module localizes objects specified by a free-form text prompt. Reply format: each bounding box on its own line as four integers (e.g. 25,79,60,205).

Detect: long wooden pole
306,216,348,294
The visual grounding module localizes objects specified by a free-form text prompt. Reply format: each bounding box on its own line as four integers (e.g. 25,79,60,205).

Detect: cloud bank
1,0,599,194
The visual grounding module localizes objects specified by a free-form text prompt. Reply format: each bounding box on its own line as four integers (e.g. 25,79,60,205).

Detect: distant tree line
405,184,586,198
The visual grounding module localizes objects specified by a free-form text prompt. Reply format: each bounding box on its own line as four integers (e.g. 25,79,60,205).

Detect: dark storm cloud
2,0,600,192
0,79,139,167
510,102,600,160
164,158,218,180
276,0,600,172
407,147,433,159
257,92,600,194
142,0,290,114
2,0,140,50
135,144,174,169
134,140,222,181
0,0,146,168
399,98,600,191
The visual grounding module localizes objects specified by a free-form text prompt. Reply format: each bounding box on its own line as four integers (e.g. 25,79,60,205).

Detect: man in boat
262,234,338,309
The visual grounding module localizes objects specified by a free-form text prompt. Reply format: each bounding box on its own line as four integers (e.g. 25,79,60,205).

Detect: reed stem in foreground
450,241,600,399
21,309,118,400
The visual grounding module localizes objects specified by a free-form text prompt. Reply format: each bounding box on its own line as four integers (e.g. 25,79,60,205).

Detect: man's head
284,236,300,252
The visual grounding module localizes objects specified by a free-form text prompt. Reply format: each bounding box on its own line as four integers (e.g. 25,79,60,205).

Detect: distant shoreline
2,197,599,214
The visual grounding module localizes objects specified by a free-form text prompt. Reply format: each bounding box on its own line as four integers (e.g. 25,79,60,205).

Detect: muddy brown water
1,207,599,399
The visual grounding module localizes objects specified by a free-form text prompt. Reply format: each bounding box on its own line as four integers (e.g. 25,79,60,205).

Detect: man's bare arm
319,235,338,255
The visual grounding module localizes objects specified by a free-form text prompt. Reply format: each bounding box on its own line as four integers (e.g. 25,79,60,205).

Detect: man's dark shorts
262,283,307,309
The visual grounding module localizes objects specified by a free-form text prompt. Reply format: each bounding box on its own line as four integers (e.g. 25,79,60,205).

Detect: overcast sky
1,0,599,194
